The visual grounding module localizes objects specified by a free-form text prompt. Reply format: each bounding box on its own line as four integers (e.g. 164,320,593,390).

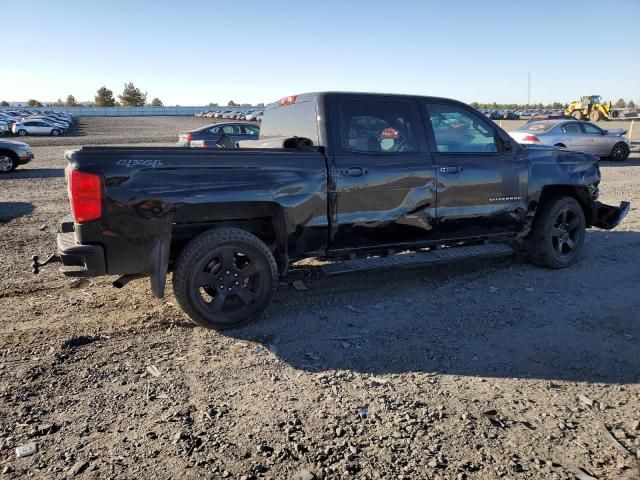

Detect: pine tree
95,87,116,107
118,82,147,107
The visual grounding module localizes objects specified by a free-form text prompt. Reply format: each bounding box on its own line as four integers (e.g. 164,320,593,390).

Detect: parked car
34,91,629,331
12,120,64,136
526,112,568,123
0,138,34,173
244,111,263,121
488,110,504,120
503,111,520,120
177,122,260,146
509,120,630,161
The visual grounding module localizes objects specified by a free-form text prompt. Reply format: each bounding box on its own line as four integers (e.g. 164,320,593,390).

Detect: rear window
521,122,554,132
259,99,320,145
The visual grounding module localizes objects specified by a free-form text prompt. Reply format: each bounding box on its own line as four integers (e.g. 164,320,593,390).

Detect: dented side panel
526,146,602,205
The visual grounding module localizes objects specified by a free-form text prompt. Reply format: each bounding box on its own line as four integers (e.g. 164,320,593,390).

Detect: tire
51,129,60,136
17,129,27,136
0,151,18,173
553,143,566,148
571,110,583,120
589,110,601,122
172,228,278,330
609,142,630,162
526,196,586,269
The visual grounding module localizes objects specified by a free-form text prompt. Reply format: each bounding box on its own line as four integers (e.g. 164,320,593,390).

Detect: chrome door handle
440,166,463,174
342,166,367,177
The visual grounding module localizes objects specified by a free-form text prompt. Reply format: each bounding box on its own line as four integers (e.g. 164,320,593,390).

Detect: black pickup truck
33,92,629,329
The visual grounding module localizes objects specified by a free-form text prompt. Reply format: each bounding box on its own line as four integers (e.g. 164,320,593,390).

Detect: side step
322,243,514,276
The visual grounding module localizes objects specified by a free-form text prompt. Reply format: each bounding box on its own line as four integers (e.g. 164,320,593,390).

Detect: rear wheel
172,228,278,329
609,142,630,162
589,110,601,122
0,152,18,173
571,110,583,120
17,129,27,136
526,196,585,268
554,143,566,148
51,129,60,136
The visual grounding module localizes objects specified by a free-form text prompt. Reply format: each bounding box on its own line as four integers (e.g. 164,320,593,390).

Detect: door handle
439,166,463,174
342,166,367,177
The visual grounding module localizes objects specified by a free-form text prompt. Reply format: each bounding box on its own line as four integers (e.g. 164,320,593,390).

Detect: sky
1,0,638,106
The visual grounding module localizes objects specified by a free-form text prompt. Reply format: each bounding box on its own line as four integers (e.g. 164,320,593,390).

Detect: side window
222,125,241,134
242,125,260,135
583,123,603,135
209,126,220,135
427,104,498,153
562,123,583,134
340,100,418,153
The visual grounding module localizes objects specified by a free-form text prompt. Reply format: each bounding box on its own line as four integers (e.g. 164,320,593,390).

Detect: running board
322,243,514,276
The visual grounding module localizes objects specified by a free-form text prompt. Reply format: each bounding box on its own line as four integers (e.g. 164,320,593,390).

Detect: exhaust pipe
112,274,146,289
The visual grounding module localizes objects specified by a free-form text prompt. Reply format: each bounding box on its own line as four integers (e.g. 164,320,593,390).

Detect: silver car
510,120,630,161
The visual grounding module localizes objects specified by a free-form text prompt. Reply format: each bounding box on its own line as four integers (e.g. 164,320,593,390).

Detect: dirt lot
1,117,639,480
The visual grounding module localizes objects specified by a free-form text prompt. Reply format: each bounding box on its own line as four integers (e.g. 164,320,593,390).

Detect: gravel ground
0,117,639,480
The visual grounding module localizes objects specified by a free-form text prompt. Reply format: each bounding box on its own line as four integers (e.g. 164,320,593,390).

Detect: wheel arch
0,149,19,161
536,185,595,227
170,201,290,274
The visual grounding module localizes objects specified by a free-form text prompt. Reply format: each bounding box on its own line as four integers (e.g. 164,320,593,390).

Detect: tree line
470,98,636,110
3,94,636,110
0,83,163,108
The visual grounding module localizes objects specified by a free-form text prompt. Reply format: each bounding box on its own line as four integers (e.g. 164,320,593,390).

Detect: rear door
423,102,528,239
558,121,586,150
328,95,437,250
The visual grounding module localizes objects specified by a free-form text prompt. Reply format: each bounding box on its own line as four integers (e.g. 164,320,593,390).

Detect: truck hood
604,128,627,136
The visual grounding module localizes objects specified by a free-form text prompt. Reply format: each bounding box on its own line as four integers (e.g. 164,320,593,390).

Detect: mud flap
593,201,630,230
145,237,171,298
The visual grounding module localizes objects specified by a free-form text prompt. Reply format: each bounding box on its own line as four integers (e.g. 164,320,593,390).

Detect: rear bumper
57,231,106,277
593,201,630,230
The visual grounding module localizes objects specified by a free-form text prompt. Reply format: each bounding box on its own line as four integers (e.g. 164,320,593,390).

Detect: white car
244,111,263,121
13,120,64,136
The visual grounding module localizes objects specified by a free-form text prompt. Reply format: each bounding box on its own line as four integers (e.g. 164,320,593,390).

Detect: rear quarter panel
68,148,329,273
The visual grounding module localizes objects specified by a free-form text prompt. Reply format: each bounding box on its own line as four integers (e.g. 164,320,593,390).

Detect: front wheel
17,129,27,136
589,110,601,122
0,153,17,173
526,196,586,268
609,142,630,162
51,129,60,136
172,228,278,329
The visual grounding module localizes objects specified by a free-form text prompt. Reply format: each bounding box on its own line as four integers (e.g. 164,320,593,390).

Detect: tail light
522,135,540,142
279,95,297,106
68,170,102,223
184,133,193,142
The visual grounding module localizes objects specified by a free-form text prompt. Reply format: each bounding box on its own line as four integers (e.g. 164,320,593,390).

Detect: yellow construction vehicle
564,95,619,122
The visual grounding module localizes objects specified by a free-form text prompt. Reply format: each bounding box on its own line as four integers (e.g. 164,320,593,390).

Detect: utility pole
527,73,531,106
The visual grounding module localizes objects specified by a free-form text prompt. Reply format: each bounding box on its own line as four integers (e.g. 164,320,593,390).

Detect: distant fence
0,106,254,117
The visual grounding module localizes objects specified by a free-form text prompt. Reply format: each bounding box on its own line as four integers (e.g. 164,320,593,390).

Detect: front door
423,103,528,239
329,96,437,251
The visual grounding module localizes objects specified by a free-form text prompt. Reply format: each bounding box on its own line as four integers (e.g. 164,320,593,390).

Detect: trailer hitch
31,254,61,274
